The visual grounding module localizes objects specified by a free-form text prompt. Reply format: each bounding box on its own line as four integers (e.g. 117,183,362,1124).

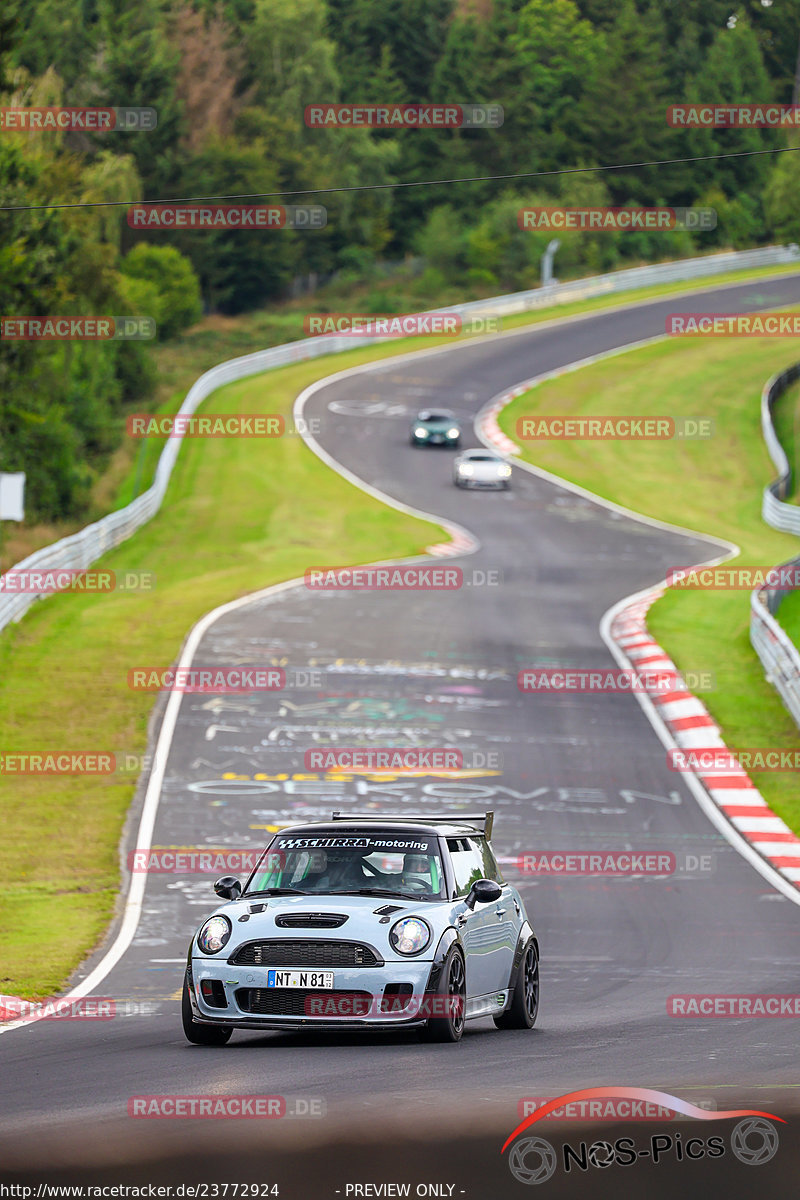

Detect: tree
87,0,185,197
11,0,97,91
170,2,249,155
681,18,776,206
120,243,202,338
80,150,141,248
571,0,674,203
326,0,454,99
764,149,800,243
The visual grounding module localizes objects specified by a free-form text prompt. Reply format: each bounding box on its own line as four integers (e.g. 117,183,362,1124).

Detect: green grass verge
2,259,800,997
497,329,800,837
0,348,440,999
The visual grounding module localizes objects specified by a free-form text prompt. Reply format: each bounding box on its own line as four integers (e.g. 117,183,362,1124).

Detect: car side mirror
214,875,242,901
464,878,502,910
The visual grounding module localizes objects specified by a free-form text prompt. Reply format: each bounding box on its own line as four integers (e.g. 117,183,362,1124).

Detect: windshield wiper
335,887,430,900
244,887,310,896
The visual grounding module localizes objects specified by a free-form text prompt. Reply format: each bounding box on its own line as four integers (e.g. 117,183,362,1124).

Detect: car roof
417,409,455,419
460,448,502,459
270,819,485,839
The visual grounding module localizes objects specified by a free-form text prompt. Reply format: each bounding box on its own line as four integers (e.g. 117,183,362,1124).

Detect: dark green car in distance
410,409,462,447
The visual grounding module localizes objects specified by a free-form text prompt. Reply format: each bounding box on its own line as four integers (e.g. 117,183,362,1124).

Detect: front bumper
414,433,458,445
455,475,508,488
189,956,437,1030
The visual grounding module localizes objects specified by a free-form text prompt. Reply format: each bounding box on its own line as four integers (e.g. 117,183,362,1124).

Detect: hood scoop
373,904,405,923
275,912,348,929
240,902,268,922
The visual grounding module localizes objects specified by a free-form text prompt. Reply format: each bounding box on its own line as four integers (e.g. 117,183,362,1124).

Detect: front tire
494,940,538,1030
421,948,466,1043
182,973,232,1045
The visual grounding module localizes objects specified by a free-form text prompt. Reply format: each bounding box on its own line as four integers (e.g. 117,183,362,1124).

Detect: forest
2,0,800,519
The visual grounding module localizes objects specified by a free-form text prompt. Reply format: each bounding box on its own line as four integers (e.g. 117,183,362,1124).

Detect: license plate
266,969,334,989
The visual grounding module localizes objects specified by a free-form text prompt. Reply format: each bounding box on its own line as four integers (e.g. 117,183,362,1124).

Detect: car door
447,837,506,997
470,835,522,992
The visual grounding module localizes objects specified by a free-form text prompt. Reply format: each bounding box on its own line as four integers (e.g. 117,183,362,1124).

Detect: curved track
3,276,800,1160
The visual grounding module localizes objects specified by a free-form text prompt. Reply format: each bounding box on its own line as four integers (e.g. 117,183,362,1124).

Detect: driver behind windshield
400,853,434,895
249,840,445,897
297,849,372,891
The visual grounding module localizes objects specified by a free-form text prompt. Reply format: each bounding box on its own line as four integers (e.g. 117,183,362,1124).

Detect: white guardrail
750,361,800,726
2,242,800,636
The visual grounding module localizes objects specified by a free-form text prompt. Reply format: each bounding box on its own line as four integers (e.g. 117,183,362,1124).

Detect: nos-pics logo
502,1088,782,1185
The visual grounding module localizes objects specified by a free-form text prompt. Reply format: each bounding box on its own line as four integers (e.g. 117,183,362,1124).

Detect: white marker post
0,472,25,565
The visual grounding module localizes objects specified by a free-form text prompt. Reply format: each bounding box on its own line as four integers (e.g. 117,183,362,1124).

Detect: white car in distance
453,449,512,490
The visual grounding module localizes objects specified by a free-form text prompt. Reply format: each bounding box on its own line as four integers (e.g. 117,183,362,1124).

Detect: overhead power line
0,144,798,214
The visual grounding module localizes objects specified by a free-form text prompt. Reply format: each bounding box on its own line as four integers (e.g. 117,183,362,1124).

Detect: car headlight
197,915,232,954
498,464,512,477
447,428,459,438
458,464,474,476
390,916,431,956
414,426,428,437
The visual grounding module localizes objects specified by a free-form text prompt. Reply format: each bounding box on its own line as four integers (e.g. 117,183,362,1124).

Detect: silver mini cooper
183,811,539,1044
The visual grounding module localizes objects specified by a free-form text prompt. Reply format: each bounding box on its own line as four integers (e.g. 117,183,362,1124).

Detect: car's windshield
419,411,453,422
246,832,445,900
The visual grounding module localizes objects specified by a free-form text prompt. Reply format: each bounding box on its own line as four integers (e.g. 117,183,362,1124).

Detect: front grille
275,913,349,929
236,988,372,1017
229,939,381,967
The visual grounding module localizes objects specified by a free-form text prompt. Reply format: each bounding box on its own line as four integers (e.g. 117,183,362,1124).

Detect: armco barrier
2,243,799,636
750,362,800,726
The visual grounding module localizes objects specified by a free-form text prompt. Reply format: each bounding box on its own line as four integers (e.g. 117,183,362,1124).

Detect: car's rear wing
330,810,494,839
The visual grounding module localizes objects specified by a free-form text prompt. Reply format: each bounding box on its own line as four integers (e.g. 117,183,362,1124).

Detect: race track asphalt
3,275,800,1192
